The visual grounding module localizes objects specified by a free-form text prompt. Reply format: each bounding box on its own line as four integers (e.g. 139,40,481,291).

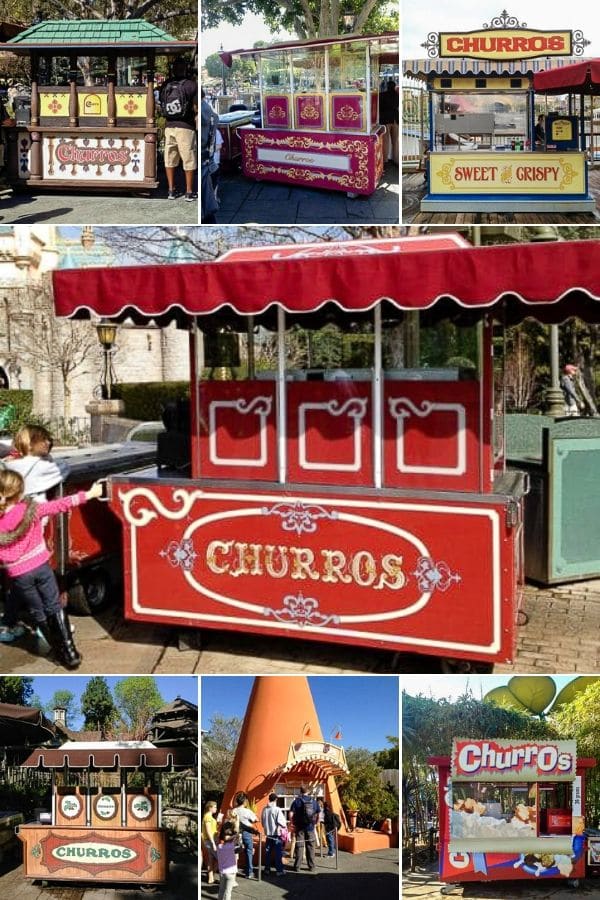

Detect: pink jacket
0,491,87,578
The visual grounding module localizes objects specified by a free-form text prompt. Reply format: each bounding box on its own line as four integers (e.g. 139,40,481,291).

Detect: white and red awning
52,235,600,326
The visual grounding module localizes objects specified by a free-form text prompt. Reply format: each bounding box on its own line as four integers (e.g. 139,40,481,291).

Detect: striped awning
403,55,591,79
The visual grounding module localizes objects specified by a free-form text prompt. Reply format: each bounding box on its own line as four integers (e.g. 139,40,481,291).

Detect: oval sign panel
51,842,138,863
130,795,153,820
95,795,117,819
177,501,460,626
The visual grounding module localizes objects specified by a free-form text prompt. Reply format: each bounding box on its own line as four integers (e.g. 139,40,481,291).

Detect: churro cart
220,32,398,195
0,19,195,190
404,12,594,212
17,741,194,887
50,233,600,671
429,739,595,884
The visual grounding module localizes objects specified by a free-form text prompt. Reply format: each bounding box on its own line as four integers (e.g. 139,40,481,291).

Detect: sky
403,0,599,58
202,14,295,64
28,675,198,731
201,676,399,752
401,674,576,705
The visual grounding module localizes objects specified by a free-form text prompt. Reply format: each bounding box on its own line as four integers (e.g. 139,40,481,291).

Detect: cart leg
440,658,493,674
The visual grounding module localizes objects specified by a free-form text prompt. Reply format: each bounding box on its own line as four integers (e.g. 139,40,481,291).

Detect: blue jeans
326,829,335,854
240,829,254,876
264,837,283,873
11,563,60,625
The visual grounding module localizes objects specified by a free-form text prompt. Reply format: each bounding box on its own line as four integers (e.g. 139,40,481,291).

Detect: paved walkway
0,157,198,225
213,161,399,224
403,863,594,898
3,579,600,675
202,848,399,900
0,852,197,898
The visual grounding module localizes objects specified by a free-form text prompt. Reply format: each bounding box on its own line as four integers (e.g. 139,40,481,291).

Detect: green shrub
0,390,35,434
112,382,189,421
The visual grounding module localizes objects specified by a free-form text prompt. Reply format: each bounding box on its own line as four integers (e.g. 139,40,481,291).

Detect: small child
217,817,239,900
0,424,70,642
0,469,102,669
5,424,70,501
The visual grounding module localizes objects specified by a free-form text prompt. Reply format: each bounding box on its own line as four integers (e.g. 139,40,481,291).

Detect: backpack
161,79,190,120
292,795,316,829
201,101,217,163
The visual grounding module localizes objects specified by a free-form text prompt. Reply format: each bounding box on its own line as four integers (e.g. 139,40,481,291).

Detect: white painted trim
298,397,368,471
388,397,467,476
208,396,272,467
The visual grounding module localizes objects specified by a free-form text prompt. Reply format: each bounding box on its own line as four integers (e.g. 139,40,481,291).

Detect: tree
337,746,398,825
0,676,34,706
30,0,195,36
374,735,399,770
114,677,163,739
80,677,119,733
201,714,242,803
46,689,78,728
202,0,398,40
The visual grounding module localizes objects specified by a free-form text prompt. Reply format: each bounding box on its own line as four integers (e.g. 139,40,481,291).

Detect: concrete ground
201,848,399,900
403,862,597,898
212,161,399,224
0,157,198,225
3,577,600,675
0,852,197,899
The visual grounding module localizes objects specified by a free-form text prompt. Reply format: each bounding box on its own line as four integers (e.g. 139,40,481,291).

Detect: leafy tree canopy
374,735,399,770
201,714,242,803
114,677,163,738
202,0,398,40
80,676,119,732
0,676,34,706
337,746,398,822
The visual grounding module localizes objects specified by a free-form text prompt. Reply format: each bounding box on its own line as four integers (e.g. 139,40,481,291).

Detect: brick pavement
495,580,600,674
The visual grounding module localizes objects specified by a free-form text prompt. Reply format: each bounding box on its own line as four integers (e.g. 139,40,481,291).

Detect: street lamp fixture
343,10,356,33
95,319,118,400
219,43,227,97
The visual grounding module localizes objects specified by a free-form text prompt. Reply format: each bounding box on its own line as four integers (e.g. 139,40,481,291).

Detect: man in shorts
161,57,198,201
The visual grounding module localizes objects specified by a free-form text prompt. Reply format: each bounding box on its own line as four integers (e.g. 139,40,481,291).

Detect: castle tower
221,676,348,830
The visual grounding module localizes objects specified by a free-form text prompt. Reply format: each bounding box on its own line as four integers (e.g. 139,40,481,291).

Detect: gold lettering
206,540,233,574
264,544,289,578
351,550,377,587
290,547,319,580
321,549,352,584
376,554,406,590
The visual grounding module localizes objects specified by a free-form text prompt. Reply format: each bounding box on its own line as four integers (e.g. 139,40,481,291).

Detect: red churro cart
429,739,595,885
50,233,600,671
220,32,398,196
17,741,194,887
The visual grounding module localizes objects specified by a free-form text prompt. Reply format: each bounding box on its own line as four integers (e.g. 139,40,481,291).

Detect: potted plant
343,792,359,830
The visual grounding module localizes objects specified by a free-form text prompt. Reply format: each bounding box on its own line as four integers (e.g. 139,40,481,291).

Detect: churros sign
451,739,577,781
56,141,131,166
439,29,572,61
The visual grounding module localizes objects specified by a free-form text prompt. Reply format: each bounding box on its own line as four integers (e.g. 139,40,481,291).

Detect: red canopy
534,59,600,94
52,236,600,326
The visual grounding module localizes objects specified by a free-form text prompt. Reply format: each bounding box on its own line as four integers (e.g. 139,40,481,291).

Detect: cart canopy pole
373,304,383,489
277,307,287,484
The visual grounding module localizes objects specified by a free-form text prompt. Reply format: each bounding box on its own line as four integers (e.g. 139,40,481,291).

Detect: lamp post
95,319,118,400
219,43,226,96
527,227,565,418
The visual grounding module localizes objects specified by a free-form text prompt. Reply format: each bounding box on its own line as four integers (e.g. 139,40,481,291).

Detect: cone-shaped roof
221,677,347,827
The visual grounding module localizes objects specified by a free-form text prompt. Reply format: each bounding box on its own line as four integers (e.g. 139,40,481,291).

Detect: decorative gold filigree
435,158,456,189
500,165,513,184
299,103,320,120
268,105,287,120
336,104,360,122
558,158,577,189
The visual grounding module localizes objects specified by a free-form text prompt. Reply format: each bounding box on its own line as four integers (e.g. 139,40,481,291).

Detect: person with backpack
160,57,198,202
233,791,259,879
291,786,318,873
200,87,219,223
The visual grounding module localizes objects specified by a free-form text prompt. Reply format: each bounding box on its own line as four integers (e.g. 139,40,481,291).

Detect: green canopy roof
7,18,186,48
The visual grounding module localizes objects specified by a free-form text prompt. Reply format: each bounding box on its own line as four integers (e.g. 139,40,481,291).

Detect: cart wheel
440,658,493,674
517,609,529,626
67,568,111,615
139,884,160,893
568,879,580,888
346,192,359,199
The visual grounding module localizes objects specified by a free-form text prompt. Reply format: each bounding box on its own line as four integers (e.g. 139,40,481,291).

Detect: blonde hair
14,425,53,457
203,800,217,814
0,470,24,513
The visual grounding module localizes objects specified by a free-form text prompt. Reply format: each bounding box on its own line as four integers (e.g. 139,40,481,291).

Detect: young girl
0,469,102,668
217,815,239,900
0,425,70,642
